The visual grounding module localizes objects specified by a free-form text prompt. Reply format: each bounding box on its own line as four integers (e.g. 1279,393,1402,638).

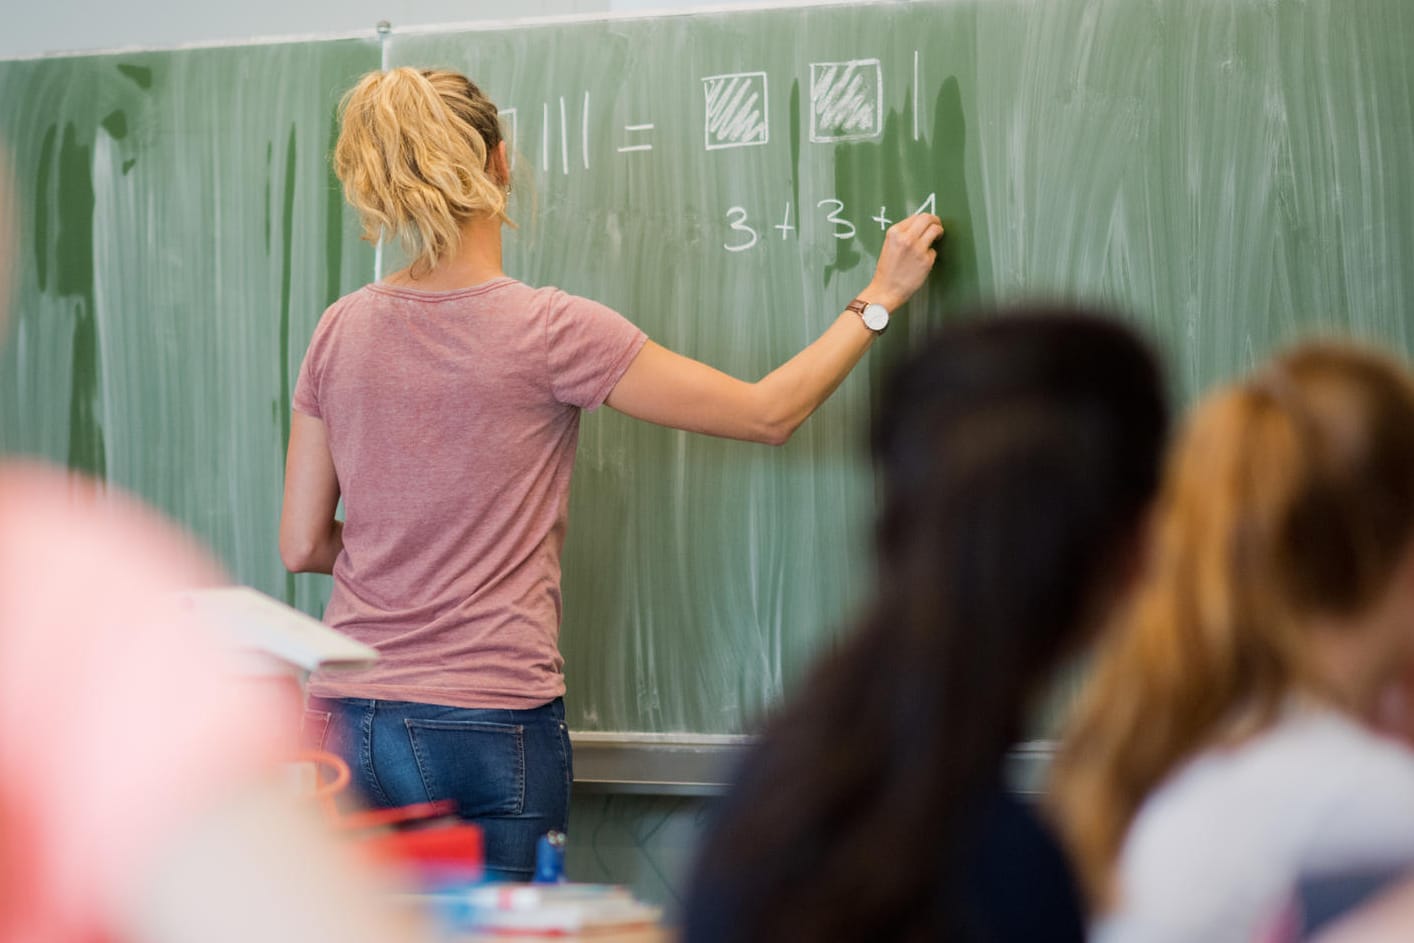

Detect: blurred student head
683,307,1169,941
1053,341,1414,905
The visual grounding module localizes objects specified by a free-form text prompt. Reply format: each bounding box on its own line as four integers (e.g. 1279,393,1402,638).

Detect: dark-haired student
680,308,1171,942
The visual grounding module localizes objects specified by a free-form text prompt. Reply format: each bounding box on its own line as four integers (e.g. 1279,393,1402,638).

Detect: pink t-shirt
294,278,647,710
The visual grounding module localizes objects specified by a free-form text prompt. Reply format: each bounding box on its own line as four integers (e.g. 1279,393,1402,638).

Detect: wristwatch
847,298,891,335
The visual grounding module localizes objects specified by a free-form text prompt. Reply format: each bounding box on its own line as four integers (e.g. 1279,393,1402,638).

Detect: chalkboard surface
4,0,1414,737
387,10,985,735
0,40,378,620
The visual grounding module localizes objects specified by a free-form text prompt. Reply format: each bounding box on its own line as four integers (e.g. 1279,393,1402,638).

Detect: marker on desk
533,830,567,883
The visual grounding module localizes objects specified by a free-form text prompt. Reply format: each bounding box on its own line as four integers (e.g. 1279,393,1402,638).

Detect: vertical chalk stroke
559,95,569,175
541,102,549,171
582,90,591,170
702,72,769,150
52,123,107,480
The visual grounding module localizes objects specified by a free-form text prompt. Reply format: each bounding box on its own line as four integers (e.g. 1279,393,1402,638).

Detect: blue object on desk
533,830,567,883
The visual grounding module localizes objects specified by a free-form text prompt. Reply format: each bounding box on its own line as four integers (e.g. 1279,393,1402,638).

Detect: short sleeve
544,291,648,410
292,341,323,418
293,300,344,419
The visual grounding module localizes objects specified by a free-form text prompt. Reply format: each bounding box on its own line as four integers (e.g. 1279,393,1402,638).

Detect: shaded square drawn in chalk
809,59,883,143
702,72,769,150
498,108,517,169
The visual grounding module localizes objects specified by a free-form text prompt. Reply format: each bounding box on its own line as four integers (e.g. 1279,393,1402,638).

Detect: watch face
862,303,890,332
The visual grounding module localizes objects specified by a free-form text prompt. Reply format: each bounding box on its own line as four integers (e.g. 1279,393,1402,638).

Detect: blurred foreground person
682,308,1170,942
0,156,427,942
1055,342,1414,943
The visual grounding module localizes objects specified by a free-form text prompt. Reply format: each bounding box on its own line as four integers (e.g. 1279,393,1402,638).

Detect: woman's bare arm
605,213,943,444
279,411,343,574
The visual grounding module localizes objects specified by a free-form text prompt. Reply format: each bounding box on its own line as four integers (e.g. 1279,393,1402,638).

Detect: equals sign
617,123,655,153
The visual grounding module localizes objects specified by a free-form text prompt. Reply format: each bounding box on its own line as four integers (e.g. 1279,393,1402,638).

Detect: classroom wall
2,0,840,59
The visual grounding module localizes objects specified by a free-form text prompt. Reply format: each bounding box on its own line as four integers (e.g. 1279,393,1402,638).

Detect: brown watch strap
846,298,868,314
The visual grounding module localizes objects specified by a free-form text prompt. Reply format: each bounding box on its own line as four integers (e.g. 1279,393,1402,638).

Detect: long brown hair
1051,341,1414,906
683,309,1169,942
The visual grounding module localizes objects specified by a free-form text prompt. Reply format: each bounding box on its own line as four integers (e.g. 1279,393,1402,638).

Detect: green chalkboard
4,0,1414,739
0,39,378,618
387,0,1414,733
390,9,988,736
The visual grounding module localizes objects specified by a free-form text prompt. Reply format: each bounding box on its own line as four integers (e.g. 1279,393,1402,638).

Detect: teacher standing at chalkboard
279,67,941,879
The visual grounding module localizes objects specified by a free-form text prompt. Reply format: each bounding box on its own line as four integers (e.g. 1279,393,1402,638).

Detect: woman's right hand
864,213,945,311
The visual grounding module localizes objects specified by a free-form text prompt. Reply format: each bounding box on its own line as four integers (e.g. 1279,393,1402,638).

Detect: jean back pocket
404,719,526,817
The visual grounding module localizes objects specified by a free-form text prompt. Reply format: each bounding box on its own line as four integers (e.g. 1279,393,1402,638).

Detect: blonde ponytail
1051,342,1414,907
333,67,511,277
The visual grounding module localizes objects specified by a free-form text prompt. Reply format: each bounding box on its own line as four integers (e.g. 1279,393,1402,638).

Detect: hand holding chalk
864,212,944,312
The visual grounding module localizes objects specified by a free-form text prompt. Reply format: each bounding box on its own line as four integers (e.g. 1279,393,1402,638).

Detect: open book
174,585,377,674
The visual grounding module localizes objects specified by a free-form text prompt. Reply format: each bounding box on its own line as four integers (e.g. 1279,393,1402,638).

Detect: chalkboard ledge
568,733,1055,798
570,732,748,797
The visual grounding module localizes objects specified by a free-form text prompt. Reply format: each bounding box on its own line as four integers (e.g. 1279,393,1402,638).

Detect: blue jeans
302,696,572,881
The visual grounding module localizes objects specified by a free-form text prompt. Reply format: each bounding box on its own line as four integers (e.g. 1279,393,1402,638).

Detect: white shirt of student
1095,700,1414,943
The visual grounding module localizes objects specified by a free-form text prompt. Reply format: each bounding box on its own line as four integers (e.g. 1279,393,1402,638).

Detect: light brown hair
1051,342,1414,906
333,67,510,277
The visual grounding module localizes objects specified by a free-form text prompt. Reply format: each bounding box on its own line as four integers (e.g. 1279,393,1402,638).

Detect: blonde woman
1052,344,1414,941
278,68,942,879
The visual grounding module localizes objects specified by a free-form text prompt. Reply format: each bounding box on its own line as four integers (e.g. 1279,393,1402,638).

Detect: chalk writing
809,59,883,143
703,72,769,150
618,122,656,153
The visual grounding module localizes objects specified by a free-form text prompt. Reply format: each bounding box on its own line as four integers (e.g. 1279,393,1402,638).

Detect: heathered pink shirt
293,278,647,710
